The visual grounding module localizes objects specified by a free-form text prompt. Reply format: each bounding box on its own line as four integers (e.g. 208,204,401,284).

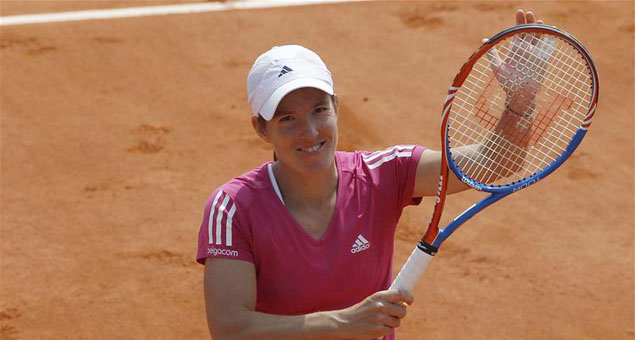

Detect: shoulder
336,145,424,173
206,162,273,210
359,145,420,170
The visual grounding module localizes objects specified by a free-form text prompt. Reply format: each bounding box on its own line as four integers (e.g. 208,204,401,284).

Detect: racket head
442,24,599,193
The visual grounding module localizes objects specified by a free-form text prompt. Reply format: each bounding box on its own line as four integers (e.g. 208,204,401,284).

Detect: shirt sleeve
196,188,254,265
361,145,425,209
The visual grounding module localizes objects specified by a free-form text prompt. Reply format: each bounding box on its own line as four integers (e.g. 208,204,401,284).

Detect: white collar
267,163,285,205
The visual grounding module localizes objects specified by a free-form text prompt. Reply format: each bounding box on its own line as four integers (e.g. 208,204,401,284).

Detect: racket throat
423,166,450,246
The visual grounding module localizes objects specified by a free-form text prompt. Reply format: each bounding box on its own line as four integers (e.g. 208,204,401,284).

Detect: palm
487,31,555,115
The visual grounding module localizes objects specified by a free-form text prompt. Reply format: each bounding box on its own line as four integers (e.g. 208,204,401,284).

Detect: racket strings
474,42,584,177
477,35,591,110
450,119,531,183
474,38,590,111
458,77,575,145
449,30,593,186
451,94,565,178
452,120,561,184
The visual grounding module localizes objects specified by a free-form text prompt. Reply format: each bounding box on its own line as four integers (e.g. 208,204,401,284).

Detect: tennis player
197,10,543,340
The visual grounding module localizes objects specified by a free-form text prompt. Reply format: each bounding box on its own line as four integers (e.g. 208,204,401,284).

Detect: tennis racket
390,24,599,294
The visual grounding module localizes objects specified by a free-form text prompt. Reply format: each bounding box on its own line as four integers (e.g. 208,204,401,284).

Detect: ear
251,116,271,143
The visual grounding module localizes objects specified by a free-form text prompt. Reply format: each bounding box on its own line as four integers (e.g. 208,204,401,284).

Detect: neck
272,159,338,207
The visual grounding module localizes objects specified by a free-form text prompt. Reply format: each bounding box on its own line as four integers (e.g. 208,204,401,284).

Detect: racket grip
389,246,434,294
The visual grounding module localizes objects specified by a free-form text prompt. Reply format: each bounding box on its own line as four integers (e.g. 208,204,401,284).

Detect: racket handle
390,246,434,294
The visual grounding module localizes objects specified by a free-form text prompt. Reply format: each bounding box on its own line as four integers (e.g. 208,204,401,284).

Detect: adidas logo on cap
278,65,293,77
351,234,370,253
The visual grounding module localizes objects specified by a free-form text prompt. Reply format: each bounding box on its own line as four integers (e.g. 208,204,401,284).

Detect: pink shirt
197,145,424,339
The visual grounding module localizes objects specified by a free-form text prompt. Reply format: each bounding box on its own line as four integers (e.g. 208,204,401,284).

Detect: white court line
0,0,362,26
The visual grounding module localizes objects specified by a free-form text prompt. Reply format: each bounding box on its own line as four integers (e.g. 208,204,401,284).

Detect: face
252,87,338,175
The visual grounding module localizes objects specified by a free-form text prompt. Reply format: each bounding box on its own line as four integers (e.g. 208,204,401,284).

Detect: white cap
247,45,334,121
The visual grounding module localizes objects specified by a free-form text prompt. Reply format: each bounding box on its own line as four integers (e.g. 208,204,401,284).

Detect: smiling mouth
298,141,326,153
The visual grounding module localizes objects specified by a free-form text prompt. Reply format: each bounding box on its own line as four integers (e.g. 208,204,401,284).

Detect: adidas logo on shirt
351,234,370,253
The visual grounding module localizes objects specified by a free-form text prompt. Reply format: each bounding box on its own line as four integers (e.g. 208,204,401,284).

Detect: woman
197,10,544,340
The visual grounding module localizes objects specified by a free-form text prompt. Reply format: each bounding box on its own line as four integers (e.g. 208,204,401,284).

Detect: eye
313,107,329,114
278,115,294,123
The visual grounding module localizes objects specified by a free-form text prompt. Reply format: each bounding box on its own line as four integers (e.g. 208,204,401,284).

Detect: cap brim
259,78,334,121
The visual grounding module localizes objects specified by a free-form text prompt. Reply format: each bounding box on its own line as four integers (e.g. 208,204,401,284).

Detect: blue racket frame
433,127,588,248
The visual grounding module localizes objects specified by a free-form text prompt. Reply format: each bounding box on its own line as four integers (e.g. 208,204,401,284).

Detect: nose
298,115,319,138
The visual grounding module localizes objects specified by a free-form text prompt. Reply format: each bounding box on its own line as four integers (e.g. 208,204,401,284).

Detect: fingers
381,314,402,328
373,299,407,318
373,302,406,329
516,9,543,25
384,302,407,319
484,42,503,71
367,289,412,321
383,289,414,305
536,34,556,63
341,290,414,338
514,9,545,47
516,9,525,25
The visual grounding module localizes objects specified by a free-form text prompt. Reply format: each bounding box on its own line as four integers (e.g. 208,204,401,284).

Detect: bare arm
204,258,414,340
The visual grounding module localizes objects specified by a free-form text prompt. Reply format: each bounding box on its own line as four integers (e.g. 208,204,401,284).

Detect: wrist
504,101,536,118
306,310,348,340
330,309,352,339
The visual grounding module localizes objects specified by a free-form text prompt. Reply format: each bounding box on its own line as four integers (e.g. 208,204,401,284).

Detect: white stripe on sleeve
362,145,415,163
216,194,230,245
225,203,236,246
366,151,413,170
208,190,224,245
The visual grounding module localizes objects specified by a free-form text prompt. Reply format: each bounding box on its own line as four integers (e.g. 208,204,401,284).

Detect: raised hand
485,9,555,116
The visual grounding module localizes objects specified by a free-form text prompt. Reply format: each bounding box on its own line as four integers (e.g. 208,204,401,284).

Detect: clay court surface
1,1,633,339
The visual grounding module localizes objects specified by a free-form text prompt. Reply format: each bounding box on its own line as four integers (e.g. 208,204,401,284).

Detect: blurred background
1,1,633,339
